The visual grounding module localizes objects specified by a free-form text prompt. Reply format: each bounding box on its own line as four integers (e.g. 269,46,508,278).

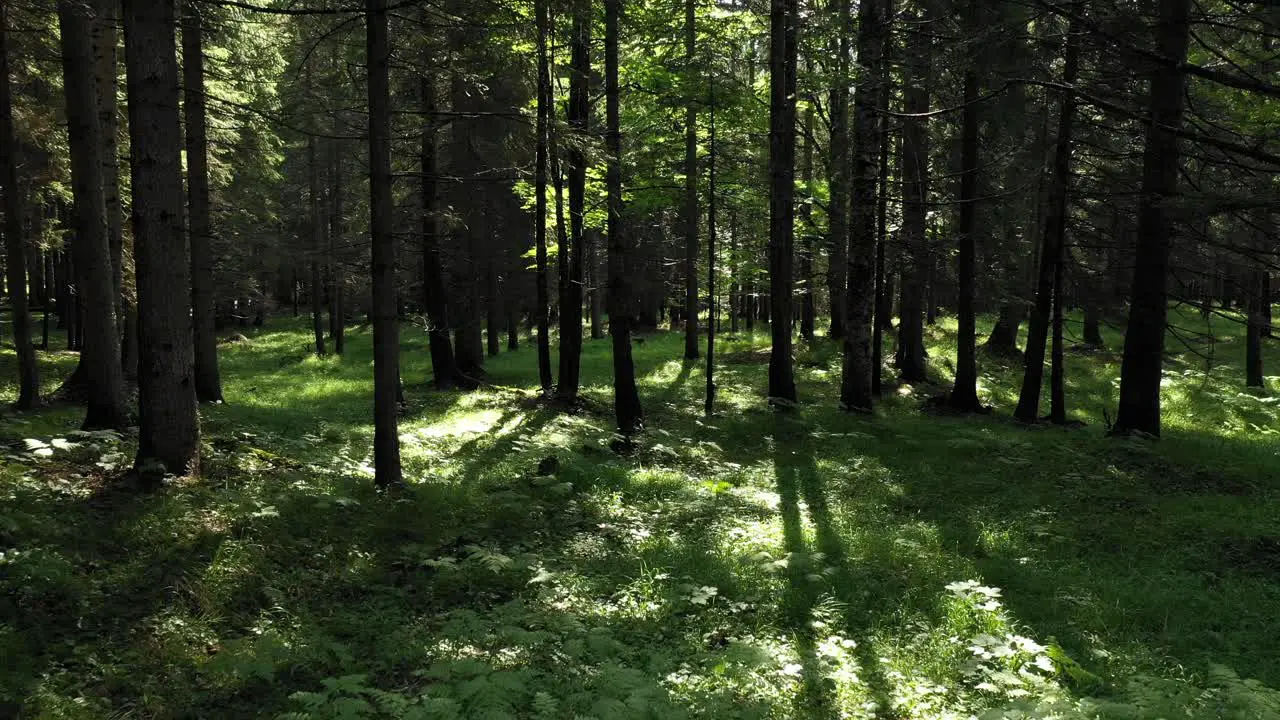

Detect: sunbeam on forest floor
2,308,1279,719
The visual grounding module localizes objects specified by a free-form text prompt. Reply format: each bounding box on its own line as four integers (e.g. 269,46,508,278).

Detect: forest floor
1,307,1279,719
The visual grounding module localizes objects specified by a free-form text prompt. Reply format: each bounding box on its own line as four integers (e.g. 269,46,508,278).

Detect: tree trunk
183,6,223,402
682,0,699,360
1083,302,1104,346
588,229,604,339
948,7,982,413
533,0,553,393
705,78,718,415
1050,224,1066,423
557,0,589,403
123,0,200,475
798,104,816,344
767,0,799,403
367,0,401,485
1016,23,1078,422
826,0,850,342
59,0,129,427
1247,266,1265,388
840,0,883,411
94,0,132,376
985,303,1023,355
896,0,928,382
0,4,39,409
1113,0,1193,437
328,136,345,355
606,0,642,436
420,76,457,389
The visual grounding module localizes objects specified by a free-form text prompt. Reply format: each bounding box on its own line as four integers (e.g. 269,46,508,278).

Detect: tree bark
682,0,699,360
896,0,928,383
328,136,345,355
986,303,1023,354
606,0,642,436
0,2,39,409
367,0,401,485
93,0,133,377
420,76,457,389
1247,265,1265,388
123,0,199,475
826,0,851,342
183,6,223,402
534,0,553,392
557,0,589,403
705,77,718,415
948,3,983,413
60,0,129,427
798,104,816,344
1016,20,1078,422
840,0,883,411
767,0,799,403
1112,0,1193,437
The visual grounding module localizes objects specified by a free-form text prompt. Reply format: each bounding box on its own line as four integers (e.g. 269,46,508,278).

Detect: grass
1,307,1278,719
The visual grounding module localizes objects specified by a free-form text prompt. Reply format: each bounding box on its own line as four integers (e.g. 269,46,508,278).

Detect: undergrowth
1,307,1277,718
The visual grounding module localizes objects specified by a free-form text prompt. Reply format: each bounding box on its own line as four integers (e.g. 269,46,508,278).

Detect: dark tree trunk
60,0,129,427
420,77,456,389
1083,302,1104,346
1263,271,1272,338
94,0,132,377
123,0,199,475
328,137,345,355
1050,227,1066,423
308,125,326,356
486,262,500,357
798,105,815,344
729,209,740,334
1016,23,1078,422
840,0,883,411
0,4,39,409
1113,0,1192,437
41,248,52,351
948,16,982,413
557,0,589,403
183,6,223,402
986,303,1023,355
367,0,401,485
606,0,642,435
705,78,718,416
896,0,928,382
1247,266,1265,388
588,229,604,339
533,0,553,392
507,310,519,350
872,22,892,393
767,0,799,403
682,0,699,360
826,0,850,342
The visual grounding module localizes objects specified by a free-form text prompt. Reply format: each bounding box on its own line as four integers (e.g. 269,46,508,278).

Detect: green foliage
0,308,1278,717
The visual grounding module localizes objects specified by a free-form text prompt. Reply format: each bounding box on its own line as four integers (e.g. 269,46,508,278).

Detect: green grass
1,307,1278,718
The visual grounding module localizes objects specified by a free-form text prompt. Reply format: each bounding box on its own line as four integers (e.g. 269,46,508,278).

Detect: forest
0,0,1278,716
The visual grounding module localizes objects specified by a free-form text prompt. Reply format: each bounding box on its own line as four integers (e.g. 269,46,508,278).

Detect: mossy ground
1,308,1277,718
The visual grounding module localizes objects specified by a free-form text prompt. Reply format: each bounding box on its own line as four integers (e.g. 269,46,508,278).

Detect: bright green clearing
1,309,1278,719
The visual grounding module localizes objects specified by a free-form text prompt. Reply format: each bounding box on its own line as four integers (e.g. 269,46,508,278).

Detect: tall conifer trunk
557,0,590,403
606,0,642,436
123,0,200,475
0,0,40,409
367,0,401,485
1016,20,1079,423
683,0,699,360
767,0,798,403
1113,0,1193,437
183,5,223,402
840,0,884,411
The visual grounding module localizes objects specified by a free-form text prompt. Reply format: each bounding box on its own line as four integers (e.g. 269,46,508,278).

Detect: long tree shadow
772,414,899,719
